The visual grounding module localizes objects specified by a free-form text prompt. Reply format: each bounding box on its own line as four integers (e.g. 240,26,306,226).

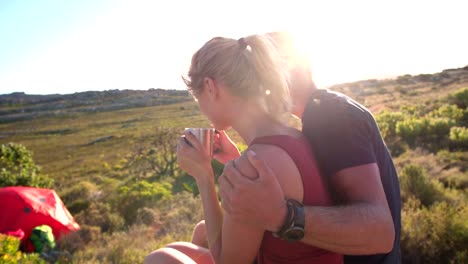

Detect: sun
277,30,330,87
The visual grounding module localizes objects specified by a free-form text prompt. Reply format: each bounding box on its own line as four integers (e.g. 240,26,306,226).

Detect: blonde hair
183,34,291,123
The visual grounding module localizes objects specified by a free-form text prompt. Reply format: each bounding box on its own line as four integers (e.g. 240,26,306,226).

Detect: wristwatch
273,199,305,242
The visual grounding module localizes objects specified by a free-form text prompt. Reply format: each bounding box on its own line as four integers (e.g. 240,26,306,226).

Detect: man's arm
301,163,395,254
219,151,395,255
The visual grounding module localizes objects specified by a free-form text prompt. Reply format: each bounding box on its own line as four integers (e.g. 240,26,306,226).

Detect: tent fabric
0,186,80,248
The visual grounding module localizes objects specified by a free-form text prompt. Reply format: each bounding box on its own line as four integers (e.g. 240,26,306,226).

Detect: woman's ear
203,77,220,101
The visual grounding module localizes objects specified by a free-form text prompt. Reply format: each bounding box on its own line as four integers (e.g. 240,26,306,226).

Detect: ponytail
241,35,291,122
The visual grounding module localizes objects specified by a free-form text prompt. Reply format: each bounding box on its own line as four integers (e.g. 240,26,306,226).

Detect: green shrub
154,192,203,239
0,143,53,188
450,87,468,108
463,108,468,127
399,164,444,206
449,126,468,148
56,225,102,254
0,234,45,263
401,198,468,264
375,111,405,139
396,117,454,150
116,180,172,225
70,225,160,264
61,181,98,214
69,193,203,264
75,203,125,233
0,234,20,257
135,207,160,226
436,150,468,172
396,117,428,145
440,170,468,190
429,104,464,122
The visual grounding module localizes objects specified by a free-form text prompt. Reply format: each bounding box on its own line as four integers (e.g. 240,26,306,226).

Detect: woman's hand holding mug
177,128,214,181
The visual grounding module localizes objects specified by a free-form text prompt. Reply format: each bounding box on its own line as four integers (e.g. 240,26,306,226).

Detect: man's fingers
246,150,273,181
218,180,233,214
218,172,236,215
218,172,233,193
223,160,252,187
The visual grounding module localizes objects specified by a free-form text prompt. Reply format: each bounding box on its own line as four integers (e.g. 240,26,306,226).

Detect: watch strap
273,199,304,240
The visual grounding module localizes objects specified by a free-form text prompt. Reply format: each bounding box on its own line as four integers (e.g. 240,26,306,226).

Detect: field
1,67,467,263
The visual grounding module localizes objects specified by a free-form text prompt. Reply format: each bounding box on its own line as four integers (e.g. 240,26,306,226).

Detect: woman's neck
231,104,291,145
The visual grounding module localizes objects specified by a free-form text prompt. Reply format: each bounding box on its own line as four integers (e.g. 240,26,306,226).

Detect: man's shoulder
303,89,371,127
308,89,369,113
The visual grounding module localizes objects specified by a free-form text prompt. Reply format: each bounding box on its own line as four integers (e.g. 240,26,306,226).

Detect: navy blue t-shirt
302,89,401,264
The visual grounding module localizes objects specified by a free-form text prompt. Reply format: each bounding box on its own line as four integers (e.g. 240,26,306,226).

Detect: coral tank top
250,135,343,264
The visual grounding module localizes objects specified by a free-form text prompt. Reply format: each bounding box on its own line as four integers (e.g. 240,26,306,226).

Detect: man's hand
218,151,287,232
213,130,241,164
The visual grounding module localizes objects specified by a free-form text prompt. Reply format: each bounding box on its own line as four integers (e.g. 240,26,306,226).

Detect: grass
0,101,209,187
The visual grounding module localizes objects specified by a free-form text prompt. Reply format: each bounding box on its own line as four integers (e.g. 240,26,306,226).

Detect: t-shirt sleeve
303,104,377,177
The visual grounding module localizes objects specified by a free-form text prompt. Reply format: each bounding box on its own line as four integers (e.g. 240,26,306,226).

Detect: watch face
284,227,305,242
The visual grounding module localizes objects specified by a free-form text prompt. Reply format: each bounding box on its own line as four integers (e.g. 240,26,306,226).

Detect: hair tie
238,38,247,49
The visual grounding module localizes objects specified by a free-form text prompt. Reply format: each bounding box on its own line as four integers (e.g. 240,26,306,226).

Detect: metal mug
184,128,215,156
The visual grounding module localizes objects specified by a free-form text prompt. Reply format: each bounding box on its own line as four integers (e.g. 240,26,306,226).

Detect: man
216,32,401,263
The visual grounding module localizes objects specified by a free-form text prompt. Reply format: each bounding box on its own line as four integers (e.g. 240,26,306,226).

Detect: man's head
266,32,317,116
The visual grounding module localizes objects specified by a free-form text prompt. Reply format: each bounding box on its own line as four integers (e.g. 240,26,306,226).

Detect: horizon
1,0,468,95
1,64,466,96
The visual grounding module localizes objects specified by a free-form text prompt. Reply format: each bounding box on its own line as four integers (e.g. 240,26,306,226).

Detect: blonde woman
144,35,342,264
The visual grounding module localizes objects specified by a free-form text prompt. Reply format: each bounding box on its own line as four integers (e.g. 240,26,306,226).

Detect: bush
439,169,468,190
429,104,464,122
436,149,468,172
396,117,454,150
135,207,160,226
69,225,159,264
154,192,203,239
450,87,468,108
57,225,102,254
0,234,45,263
399,164,444,206
68,194,203,264
75,203,125,233
375,110,405,139
116,180,172,225
0,143,53,188
449,126,468,149
396,118,428,145
401,198,468,264
61,181,99,214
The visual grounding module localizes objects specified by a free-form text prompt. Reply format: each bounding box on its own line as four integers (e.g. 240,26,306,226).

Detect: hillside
329,65,468,112
0,89,191,123
0,66,467,263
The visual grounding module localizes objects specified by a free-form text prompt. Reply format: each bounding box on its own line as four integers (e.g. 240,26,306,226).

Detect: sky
0,0,467,95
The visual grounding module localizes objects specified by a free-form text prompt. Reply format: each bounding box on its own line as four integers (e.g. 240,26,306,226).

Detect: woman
144,35,342,264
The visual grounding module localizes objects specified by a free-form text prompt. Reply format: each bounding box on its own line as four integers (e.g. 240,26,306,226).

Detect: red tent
0,186,80,248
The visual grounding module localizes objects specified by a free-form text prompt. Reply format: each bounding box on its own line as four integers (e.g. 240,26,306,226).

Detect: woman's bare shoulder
235,144,304,201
